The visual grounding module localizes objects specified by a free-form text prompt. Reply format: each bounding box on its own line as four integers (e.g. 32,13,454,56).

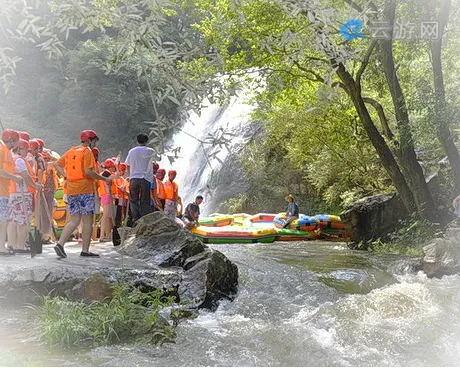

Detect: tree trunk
379,0,438,221
430,0,460,192
336,64,417,215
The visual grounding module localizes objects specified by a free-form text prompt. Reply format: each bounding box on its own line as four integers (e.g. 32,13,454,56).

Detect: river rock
123,212,239,309
340,193,408,247
421,223,460,277
0,212,238,310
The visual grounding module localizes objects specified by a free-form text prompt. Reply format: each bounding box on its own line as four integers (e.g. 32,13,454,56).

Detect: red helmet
36,138,44,148
153,162,160,170
119,163,127,171
157,169,166,175
18,131,30,141
80,130,99,142
17,139,29,150
29,139,40,151
168,170,177,175
103,158,116,168
2,129,19,142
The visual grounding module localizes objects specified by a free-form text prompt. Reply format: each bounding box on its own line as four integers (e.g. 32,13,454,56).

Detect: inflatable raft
199,214,234,227
273,213,320,232
192,226,277,244
275,228,319,241
248,213,277,224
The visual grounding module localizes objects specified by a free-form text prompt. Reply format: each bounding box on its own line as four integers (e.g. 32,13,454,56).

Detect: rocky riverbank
0,212,239,310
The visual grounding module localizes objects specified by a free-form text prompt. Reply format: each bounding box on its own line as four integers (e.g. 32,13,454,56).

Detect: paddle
39,190,58,241
111,153,122,246
21,186,39,258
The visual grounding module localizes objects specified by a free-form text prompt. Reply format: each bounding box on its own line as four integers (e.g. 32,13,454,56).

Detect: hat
29,139,40,151
17,139,29,150
2,129,19,142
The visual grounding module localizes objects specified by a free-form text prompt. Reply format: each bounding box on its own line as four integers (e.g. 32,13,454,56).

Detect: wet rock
124,212,206,266
179,249,239,310
123,212,239,309
340,194,408,247
66,273,114,302
421,228,460,277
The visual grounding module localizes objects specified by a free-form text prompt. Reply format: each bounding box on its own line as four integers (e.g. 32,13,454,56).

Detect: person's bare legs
58,213,82,246
81,215,94,253
100,204,112,240
0,222,8,253
7,222,18,249
16,224,28,250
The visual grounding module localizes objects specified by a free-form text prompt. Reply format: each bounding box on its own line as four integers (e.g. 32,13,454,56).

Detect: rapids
1,241,459,366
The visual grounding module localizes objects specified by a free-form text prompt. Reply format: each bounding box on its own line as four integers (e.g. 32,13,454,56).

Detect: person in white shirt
125,134,155,222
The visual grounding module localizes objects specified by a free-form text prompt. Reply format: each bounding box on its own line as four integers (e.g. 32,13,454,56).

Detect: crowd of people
0,129,203,259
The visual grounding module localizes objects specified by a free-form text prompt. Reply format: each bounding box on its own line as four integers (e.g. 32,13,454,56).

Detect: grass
27,284,179,348
368,219,443,256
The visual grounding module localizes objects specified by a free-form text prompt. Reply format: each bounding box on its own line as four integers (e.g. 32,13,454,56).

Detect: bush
28,284,178,348
369,219,443,255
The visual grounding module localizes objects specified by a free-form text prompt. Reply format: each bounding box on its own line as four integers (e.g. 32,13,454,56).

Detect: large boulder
421,224,460,277
0,257,181,306
340,193,408,247
123,212,238,309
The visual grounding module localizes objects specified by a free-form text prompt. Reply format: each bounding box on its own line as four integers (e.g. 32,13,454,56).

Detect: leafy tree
193,0,460,220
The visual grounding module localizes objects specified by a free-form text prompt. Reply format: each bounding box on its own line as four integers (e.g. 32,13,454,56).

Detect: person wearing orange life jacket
150,162,161,212
40,149,59,244
91,147,101,173
53,130,113,258
0,130,23,256
163,170,179,220
155,169,166,210
7,139,41,253
114,162,128,228
98,158,117,242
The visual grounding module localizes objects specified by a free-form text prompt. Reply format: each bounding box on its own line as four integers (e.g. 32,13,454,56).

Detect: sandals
80,252,100,257
0,250,15,256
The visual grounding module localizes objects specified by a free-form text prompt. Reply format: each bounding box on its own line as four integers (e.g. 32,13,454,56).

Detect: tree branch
363,97,395,142
356,39,377,87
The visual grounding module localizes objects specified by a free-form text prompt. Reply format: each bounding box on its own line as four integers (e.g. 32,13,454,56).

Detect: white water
2,242,460,366
159,93,256,215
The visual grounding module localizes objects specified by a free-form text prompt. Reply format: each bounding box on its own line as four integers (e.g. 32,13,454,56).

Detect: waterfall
159,93,260,215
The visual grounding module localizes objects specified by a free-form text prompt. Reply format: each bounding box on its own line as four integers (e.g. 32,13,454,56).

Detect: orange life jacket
156,177,166,199
122,177,129,200
0,142,14,175
97,170,112,197
164,180,178,201
9,155,35,193
25,153,37,181
65,146,91,181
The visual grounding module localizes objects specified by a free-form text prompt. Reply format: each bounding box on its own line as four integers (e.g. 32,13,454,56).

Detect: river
1,241,459,366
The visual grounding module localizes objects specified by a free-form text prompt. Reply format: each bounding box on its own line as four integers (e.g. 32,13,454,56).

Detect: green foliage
369,220,442,256
28,284,177,348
